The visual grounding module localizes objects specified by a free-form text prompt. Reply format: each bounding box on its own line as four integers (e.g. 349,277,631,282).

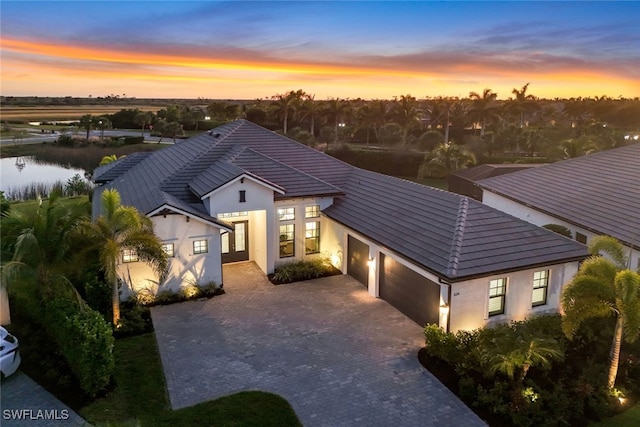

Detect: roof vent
214,133,221,138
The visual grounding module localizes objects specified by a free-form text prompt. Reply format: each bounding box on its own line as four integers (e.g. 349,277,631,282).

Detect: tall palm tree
321,97,350,148
469,88,498,137
511,83,537,128
88,189,167,325
417,142,476,179
391,94,420,145
297,93,318,136
561,235,640,389
79,114,95,141
271,90,305,134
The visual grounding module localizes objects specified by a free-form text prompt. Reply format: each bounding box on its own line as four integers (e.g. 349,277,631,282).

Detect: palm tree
321,97,350,148
510,83,537,128
391,94,420,145
469,88,498,137
88,189,167,325
271,90,305,134
79,114,95,140
1,193,87,314
134,111,155,136
417,142,476,179
483,326,563,382
297,93,318,136
426,97,458,144
561,235,640,389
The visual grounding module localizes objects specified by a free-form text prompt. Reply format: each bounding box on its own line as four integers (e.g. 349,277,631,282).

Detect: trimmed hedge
44,296,115,396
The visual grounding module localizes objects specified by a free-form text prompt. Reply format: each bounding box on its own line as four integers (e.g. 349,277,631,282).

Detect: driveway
152,262,485,427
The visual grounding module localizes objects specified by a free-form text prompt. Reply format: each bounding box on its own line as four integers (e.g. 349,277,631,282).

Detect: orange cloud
2,36,638,99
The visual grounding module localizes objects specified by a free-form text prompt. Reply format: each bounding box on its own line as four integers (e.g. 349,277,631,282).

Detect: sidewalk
1,372,91,426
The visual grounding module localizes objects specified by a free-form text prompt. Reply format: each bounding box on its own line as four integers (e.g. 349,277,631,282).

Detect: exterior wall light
439,303,450,315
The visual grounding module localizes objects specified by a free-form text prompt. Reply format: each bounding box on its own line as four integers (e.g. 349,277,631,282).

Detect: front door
221,221,249,263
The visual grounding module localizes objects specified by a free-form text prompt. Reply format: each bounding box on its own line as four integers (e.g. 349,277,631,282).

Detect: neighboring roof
477,144,640,248
449,163,545,182
94,119,589,281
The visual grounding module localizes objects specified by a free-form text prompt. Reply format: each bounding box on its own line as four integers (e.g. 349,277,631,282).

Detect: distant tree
469,88,498,137
510,83,538,128
391,94,420,145
134,111,155,136
561,235,640,389
417,142,476,179
65,174,89,197
79,114,95,140
271,90,306,134
321,97,350,147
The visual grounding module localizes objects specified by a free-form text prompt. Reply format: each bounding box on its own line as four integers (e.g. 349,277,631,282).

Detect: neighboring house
448,163,544,201
93,119,588,332
478,143,640,271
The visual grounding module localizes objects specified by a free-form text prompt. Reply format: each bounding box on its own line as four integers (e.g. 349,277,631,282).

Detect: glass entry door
221,221,249,263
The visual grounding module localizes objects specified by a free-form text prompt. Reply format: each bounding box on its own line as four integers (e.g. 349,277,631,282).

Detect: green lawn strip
10,196,90,213
590,403,640,427
79,333,301,426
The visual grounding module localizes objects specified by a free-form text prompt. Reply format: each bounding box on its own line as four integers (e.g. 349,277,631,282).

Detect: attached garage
347,235,369,287
379,254,440,326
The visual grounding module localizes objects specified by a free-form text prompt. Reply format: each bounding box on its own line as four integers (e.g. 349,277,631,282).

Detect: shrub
44,296,115,396
271,258,337,284
116,303,152,338
542,224,573,238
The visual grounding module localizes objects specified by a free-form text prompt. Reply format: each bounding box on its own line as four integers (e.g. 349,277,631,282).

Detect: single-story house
477,143,640,271
448,163,544,201
93,119,589,332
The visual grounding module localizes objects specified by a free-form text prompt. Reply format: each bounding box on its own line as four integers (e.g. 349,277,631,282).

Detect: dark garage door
379,254,440,326
347,235,369,287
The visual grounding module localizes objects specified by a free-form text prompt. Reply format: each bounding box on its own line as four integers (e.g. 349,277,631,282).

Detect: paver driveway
152,262,485,427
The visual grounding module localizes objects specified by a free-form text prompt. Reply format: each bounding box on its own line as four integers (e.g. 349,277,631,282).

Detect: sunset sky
1,1,639,100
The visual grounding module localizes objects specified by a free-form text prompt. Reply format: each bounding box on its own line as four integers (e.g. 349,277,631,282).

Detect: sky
1,1,639,100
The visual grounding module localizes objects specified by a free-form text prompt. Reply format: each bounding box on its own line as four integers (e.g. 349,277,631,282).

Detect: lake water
0,156,88,199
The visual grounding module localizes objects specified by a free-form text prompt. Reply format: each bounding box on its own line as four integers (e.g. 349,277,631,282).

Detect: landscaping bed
268,258,342,285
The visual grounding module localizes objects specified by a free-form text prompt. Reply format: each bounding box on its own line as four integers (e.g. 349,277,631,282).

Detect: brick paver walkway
152,262,486,427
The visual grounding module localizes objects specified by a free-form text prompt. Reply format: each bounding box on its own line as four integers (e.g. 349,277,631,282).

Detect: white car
0,326,21,377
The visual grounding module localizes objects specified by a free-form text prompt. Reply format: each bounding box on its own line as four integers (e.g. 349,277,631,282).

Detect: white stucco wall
117,213,224,299
482,191,640,270
448,261,580,332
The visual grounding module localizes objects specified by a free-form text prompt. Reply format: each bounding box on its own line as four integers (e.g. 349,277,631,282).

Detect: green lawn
79,333,301,427
591,403,640,427
9,195,91,214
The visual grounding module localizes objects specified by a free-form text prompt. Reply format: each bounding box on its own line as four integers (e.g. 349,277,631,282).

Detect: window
193,239,208,254
305,205,320,218
488,278,507,316
218,211,248,218
278,207,295,221
305,222,320,254
122,249,138,263
162,243,175,257
239,190,246,203
576,232,587,244
532,270,549,306
279,224,295,257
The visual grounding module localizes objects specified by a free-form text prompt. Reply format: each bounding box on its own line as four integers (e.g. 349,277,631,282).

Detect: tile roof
94,119,589,281
449,163,544,181
477,144,640,248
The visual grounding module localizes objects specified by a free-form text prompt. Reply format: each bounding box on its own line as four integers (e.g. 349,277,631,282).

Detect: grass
590,403,640,427
9,195,91,213
1,105,160,121
79,333,302,427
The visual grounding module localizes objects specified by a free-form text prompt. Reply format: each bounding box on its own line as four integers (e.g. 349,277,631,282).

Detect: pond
0,156,90,200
